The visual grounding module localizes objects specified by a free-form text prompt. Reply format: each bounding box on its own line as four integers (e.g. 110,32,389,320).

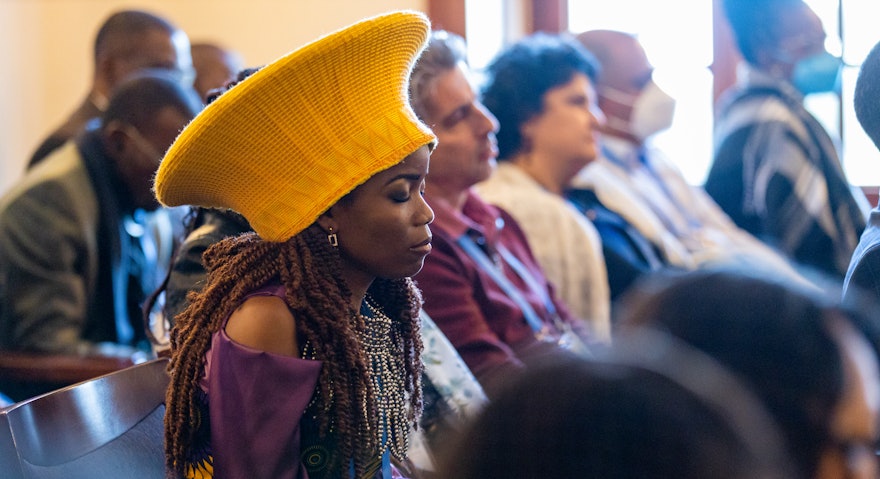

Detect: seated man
28,9,193,169
411,31,593,398
0,71,202,356
707,0,868,278
190,41,244,102
573,29,801,278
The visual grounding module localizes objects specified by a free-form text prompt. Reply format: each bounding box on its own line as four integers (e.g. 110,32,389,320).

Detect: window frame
424,0,878,203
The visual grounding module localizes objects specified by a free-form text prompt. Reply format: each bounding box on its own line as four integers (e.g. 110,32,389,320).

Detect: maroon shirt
416,190,582,392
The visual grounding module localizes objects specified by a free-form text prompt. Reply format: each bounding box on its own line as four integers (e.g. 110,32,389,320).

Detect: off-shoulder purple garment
203,283,323,478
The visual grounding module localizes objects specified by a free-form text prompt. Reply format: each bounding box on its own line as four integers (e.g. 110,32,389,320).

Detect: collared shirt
416,189,583,391
573,135,803,277
602,137,704,239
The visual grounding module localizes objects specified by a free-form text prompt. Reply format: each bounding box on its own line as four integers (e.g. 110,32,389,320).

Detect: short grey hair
409,30,468,122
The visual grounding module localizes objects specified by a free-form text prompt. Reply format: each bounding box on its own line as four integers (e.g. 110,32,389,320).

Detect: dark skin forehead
111,29,177,64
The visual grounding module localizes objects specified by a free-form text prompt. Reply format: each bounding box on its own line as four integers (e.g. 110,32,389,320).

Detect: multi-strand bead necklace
359,296,409,461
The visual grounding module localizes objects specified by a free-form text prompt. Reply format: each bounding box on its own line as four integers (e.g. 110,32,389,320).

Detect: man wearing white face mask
707,0,869,279
570,29,799,278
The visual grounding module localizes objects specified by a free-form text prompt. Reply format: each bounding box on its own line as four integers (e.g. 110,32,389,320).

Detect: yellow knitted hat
154,11,436,241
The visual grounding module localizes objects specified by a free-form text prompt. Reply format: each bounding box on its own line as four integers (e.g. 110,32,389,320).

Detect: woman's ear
519,118,536,152
317,211,340,247
316,211,336,234
102,120,128,157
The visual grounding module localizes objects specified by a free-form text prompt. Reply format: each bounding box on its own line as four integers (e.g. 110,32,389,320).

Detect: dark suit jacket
566,188,669,301
0,129,152,353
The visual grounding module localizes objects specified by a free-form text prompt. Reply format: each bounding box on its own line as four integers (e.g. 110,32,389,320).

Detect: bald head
576,30,651,91
575,30,625,67
95,10,175,59
190,42,244,101
575,30,660,142
92,10,193,100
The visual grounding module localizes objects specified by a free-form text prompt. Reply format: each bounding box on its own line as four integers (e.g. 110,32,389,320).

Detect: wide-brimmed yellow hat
154,10,435,241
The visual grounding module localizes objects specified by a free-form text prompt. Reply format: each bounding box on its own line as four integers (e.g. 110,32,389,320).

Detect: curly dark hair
481,32,600,160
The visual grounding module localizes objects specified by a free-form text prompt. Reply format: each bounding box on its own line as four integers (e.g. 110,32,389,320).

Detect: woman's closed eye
390,190,411,203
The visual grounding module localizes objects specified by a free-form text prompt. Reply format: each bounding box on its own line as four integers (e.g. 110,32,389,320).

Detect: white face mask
601,80,676,141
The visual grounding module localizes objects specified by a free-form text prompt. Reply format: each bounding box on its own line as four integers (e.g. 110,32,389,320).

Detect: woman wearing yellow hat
154,11,436,479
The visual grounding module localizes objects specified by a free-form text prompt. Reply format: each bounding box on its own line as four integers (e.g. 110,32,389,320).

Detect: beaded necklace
300,296,411,464
360,295,409,461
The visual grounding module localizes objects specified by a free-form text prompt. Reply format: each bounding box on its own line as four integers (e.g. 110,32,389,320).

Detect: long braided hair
164,224,424,477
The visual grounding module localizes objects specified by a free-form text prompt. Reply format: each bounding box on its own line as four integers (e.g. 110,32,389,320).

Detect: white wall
0,0,427,195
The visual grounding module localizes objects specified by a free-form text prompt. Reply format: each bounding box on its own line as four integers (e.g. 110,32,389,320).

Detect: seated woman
616,267,880,479
475,33,610,324
478,33,666,310
155,12,438,479
438,331,797,478
410,31,594,398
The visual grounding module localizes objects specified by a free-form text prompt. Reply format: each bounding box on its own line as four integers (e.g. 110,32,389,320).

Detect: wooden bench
0,358,169,479
0,352,136,403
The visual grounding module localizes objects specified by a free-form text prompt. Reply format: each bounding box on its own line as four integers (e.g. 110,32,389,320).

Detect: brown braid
164,224,424,477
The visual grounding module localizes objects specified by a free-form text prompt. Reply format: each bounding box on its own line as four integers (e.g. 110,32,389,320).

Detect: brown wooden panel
863,186,879,208
0,352,135,402
531,0,568,33
712,0,740,108
427,0,467,39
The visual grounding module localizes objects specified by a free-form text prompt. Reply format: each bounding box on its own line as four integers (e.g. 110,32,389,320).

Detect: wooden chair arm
0,352,136,402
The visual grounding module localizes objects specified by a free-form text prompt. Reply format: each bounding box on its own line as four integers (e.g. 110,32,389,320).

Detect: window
796,0,880,187
465,0,505,71
836,0,880,186
575,0,878,187
462,0,876,187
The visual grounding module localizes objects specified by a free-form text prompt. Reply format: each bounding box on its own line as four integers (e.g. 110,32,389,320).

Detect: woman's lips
411,237,433,255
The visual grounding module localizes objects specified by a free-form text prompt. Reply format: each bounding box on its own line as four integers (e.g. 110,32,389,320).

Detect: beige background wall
0,0,427,195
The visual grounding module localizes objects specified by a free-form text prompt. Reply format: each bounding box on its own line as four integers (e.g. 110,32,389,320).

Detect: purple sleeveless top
199,283,323,478
190,283,404,479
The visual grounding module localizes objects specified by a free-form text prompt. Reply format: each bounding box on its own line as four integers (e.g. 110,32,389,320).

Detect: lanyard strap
458,233,593,358
496,244,557,318
457,234,550,336
498,243,593,357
